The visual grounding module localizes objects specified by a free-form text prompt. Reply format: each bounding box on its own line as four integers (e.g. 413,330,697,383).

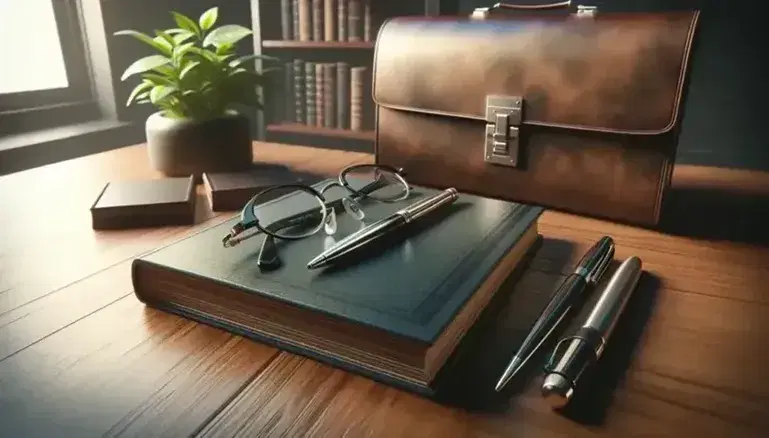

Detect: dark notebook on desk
202,163,321,211
131,181,543,394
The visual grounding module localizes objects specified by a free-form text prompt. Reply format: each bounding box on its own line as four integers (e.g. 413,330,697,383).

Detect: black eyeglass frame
222,164,408,247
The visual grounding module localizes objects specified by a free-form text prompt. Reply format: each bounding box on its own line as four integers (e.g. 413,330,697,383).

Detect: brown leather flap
372,11,700,136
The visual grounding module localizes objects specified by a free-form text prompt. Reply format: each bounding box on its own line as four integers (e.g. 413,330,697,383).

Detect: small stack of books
283,60,371,131
281,0,376,42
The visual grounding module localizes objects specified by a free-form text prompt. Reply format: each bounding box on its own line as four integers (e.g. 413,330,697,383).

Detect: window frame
0,0,93,115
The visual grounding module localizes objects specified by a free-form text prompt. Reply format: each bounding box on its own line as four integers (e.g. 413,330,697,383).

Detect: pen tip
306,256,324,269
494,356,524,392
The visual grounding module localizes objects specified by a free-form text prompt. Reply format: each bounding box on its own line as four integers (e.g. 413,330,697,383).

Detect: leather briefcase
372,2,701,226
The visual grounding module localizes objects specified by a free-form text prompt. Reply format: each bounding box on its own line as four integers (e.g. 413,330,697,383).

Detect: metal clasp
576,5,598,17
484,95,522,168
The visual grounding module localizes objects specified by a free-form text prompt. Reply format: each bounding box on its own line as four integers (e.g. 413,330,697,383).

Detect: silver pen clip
585,245,613,285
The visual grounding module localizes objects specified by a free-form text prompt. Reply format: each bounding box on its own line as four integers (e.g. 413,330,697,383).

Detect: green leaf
171,11,201,38
126,81,154,106
259,66,282,75
141,72,176,86
149,85,177,104
173,30,195,44
228,53,281,69
228,67,248,77
120,55,170,81
203,24,253,48
152,36,173,54
173,42,196,62
216,43,233,56
217,54,235,63
189,47,220,64
179,61,201,80
199,7,218,31
155,30,176,47
114,30,173,56
154,64,176,75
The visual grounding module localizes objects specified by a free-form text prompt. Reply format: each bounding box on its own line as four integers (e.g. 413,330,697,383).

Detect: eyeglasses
221,163,410,269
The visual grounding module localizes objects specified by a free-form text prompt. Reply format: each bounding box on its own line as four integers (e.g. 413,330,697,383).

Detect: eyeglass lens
343,165,409,202
254,187,327,240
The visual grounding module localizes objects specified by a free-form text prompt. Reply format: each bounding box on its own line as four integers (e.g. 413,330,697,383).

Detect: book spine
292,0,301,40
350,66,366,131
347,0,361,41
337,0,347,42
298,0,312,41
323,63,336,128
315,63,325,127
293,60,305,124
363,0,372,41
281,0,293,40
305,62,316,126
336,62,349,130
312,0,323,41
324,0,336,42
284,61,295,121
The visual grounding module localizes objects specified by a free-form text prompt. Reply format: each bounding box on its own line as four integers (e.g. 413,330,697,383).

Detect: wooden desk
1,142,768,438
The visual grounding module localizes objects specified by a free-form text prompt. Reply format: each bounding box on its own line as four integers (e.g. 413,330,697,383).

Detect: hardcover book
305,62,316,125
298,0,311,41
131,182,542,394
293,59,305,123
312,0,323,41
323,63,336,128
315,63,325,127
324,0,336,41
337,0,347,41
336,62,349,129
91,176,195,229
202,164,316,212
350,66,365,130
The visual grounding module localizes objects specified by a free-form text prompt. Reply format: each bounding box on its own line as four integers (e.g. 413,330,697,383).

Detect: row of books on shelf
282,60,372,132
280,0,376,42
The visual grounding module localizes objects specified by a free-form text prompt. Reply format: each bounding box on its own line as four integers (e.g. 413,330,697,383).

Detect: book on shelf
350,66,366,131
131,180,543,395
315,63,325,127
336,61,349,130
281,0,293,40
312,0,323,41
324,0,336,41
323,63,336,128
305,61,317,125
293,59,305,123
282,0,375,43
283,60,370,132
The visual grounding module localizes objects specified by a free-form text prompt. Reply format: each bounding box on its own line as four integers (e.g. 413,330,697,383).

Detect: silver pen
307,188,459,269
541,256,643,409
495,236,614,392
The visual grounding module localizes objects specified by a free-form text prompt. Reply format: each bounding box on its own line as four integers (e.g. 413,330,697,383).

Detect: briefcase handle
470,1,598,18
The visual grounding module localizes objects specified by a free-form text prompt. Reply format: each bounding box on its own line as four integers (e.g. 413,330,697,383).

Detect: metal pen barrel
396,188,458,223
541,256,643,409
583,255,643,355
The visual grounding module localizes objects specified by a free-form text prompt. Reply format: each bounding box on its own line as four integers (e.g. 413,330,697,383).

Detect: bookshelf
253,0,441,152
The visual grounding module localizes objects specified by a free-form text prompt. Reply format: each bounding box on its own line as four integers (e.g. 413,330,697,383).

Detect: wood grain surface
1,142,768,438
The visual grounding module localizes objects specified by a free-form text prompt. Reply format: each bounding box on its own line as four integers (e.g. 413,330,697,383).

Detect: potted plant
115,7,278,178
